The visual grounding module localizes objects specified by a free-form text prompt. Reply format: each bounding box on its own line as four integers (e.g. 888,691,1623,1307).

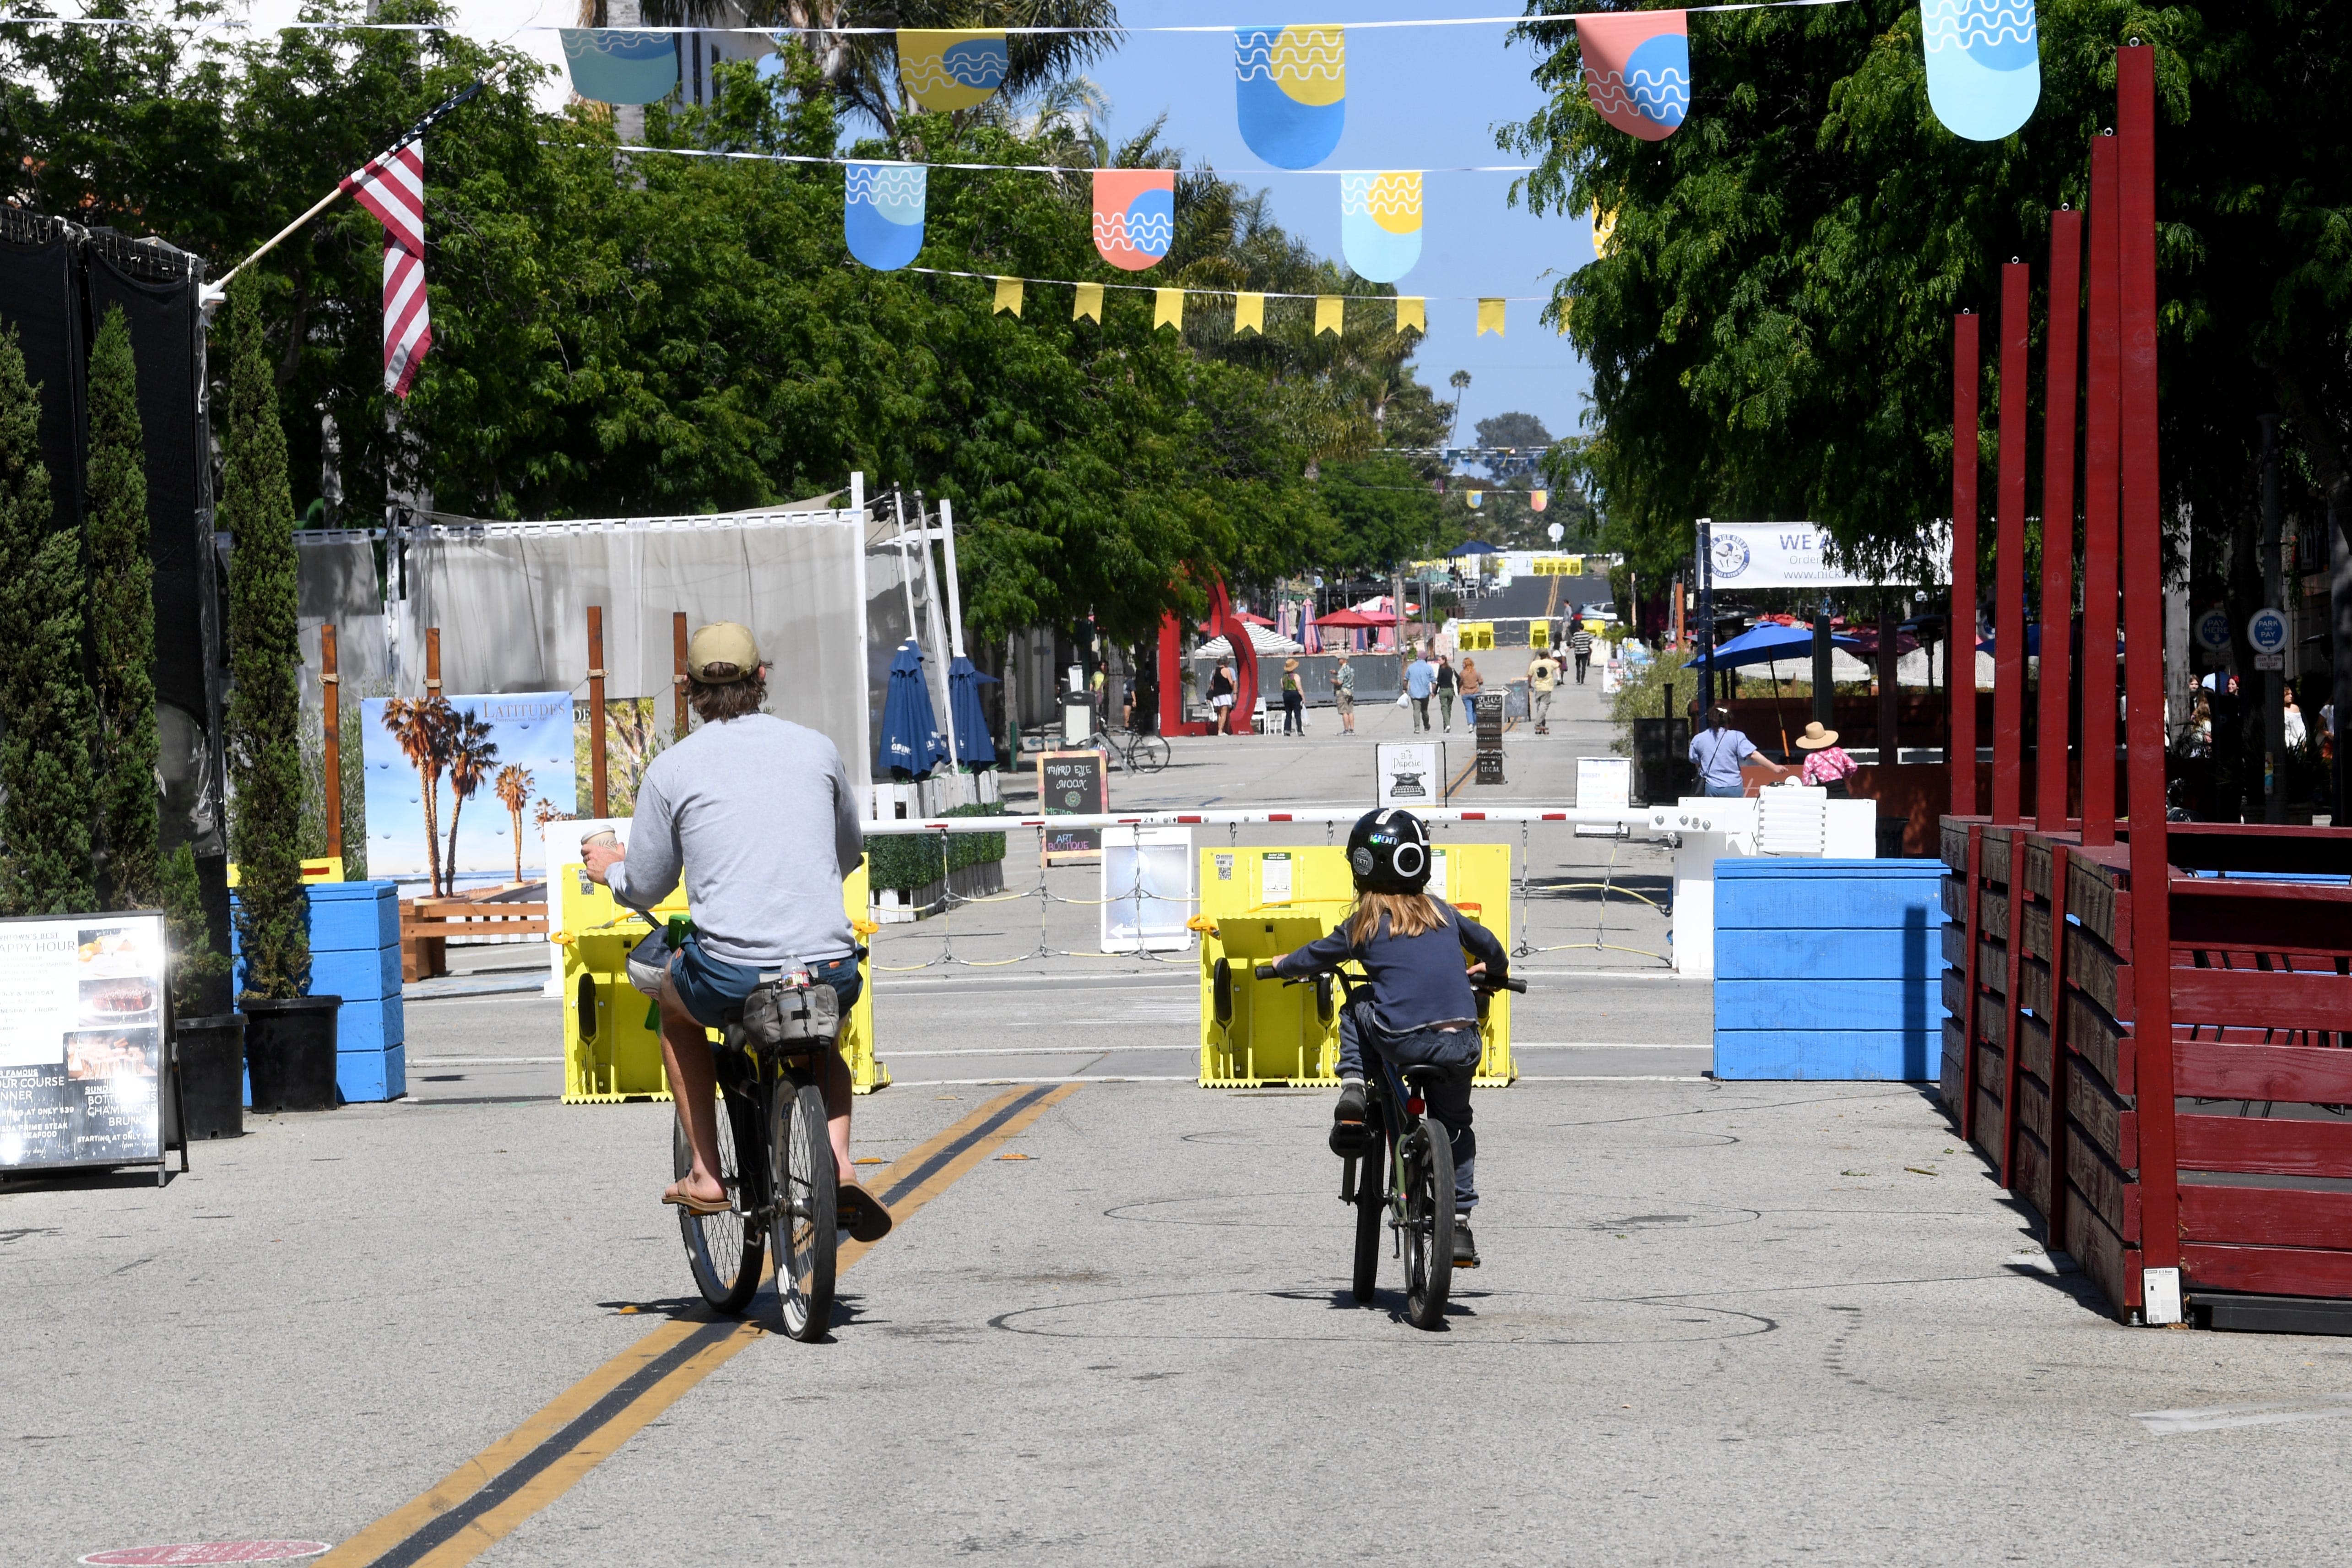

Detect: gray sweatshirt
608,713,864,966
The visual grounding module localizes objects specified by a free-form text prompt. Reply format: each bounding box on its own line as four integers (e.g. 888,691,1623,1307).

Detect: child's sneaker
1328,1077,1370,1156
1453,1221,1480,1268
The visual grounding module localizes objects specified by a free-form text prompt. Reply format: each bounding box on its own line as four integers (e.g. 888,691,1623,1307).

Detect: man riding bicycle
581,622,891,1242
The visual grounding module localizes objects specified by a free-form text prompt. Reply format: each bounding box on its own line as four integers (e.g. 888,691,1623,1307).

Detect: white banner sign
1706,523,1949,590
1375,742,1444,808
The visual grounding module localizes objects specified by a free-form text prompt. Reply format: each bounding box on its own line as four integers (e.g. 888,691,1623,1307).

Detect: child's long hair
1347,890,1448,947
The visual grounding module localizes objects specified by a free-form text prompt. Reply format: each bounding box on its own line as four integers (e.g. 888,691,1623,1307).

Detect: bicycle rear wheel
1402,1118,1455,1331
676,1080,764,1314
1132,734,1170,774
1351,1116,1386,1304
771,1070,837,1341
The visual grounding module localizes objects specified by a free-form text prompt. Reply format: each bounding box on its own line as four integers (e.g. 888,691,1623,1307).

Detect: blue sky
1082,6,1594,448
360,694,579,884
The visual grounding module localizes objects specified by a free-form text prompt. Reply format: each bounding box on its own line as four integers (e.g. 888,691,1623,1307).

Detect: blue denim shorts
671,933,864,1031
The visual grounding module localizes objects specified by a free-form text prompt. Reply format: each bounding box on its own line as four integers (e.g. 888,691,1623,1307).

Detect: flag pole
202,78,487,307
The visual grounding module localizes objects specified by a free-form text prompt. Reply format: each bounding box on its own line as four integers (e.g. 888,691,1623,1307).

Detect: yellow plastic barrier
558,856,887,1103
1195,844,1515,1088
1455,621,1495,651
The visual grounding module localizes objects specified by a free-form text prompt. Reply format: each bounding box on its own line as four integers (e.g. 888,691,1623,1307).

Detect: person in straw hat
1795,720,1859,798
1279,657,1306,735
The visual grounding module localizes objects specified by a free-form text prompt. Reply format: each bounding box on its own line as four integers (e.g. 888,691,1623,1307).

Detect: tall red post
2038,210,2084,826
1951,315,1981,816
2081,137,2122,847
2118,43,2179,1289
1993,262,2030,825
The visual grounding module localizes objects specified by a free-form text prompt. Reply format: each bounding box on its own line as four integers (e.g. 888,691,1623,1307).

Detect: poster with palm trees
359,693,577,895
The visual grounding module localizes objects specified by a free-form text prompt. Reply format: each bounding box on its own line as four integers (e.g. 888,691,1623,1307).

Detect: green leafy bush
867,803,1008,892
88,305,160,908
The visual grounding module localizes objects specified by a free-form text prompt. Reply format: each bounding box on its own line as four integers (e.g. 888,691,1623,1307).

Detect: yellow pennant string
992,276,1023,316
1154,288,1184,330
1073,282,1104,323
1395,297,1425,334
1477,297,1506,337
1315,295,1344,336
1234,292,1265,334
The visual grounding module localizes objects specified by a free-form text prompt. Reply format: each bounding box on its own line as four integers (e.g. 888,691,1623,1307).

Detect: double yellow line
320,1083,1078,1568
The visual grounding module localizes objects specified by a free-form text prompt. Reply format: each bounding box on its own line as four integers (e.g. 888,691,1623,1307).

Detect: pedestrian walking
1280,658,1306,736
1458,659,1485,730
1404,651,1437,732
1436,653,1459,732
1208,661,1236,736
1332,652,1358,734
1689,705,1789,798
1525,649,1560,733
1794,721,1859,799
1570,622,1596,684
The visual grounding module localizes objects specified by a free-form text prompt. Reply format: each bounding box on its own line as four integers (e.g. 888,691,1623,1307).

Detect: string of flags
910,266,1539,339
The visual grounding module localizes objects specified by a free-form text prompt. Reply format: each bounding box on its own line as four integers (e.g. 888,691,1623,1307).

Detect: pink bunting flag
1092,170,1176,271
1578,10,1690,142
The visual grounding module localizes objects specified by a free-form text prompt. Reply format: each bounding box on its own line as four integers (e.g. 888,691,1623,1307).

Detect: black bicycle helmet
1347,807,1431,894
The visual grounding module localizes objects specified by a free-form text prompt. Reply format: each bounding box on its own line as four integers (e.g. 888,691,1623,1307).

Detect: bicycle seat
1402,1064,1452,1089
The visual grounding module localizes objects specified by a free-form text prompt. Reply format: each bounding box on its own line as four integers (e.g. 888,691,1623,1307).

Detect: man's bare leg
657,971,726,1205
819,1047,855,1182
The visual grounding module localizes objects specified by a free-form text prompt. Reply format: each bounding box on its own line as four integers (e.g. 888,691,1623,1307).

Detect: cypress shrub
160,841,228,1016
0,323,97,915
219,276,308,999
87,305,161,908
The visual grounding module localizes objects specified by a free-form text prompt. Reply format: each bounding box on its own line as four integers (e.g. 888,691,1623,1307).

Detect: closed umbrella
879,639,947,779
947,656,998,767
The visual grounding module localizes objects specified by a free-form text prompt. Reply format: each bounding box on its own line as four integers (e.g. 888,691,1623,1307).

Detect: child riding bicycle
1267,808,1508,1268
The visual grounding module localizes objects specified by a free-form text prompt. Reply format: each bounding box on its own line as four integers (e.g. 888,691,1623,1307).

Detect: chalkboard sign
0,912,172,1175
1039,749,1107,863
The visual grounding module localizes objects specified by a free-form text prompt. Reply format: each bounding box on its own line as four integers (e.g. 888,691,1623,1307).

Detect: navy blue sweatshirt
1273,900,1508,1036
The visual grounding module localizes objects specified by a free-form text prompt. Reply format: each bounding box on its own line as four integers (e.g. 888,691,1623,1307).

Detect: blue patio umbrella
1708,621,1865,670
947,655,999,767
1449,539,1501,557
879,639,948,779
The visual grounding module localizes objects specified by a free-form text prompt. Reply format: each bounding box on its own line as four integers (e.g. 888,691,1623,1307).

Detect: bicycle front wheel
676,1082,764,1314
1133,734,1170,774
1351,1116,1386,1304
771,1071,838,1341
1402,1118,1455,1331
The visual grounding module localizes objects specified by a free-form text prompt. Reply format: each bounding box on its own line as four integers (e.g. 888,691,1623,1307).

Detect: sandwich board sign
1375,742,1444,808
0,912,173,1177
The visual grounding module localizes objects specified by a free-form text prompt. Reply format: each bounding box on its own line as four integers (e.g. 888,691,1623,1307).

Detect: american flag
341,141,431,398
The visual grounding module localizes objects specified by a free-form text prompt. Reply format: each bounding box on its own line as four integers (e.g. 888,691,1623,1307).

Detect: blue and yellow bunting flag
560,28,679,105
1577,9,1689,141
1920,0,2040,141
846,162,927,271
1093,170,1176,271
1236,25,1345,168
1340,172,1422,284
898,29,1009,111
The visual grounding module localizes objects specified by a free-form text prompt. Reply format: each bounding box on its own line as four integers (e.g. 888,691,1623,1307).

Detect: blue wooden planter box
231,880,406,1103
1713,859,1948,1080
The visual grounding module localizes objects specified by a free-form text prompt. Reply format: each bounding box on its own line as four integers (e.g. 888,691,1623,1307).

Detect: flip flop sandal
835,1179,894,1243
662,1185,732,1217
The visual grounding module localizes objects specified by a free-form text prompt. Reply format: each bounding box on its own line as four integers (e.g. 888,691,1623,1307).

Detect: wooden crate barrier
401,893,551,982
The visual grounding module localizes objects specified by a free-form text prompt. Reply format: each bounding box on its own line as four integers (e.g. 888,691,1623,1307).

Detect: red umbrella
1314,608,1385,628
1232,610,1274,626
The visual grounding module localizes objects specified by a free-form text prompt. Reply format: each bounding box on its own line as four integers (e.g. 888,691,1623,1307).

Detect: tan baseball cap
687,621,762,684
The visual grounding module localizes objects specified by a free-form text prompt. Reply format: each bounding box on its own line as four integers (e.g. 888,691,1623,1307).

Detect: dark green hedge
867,803,1007,891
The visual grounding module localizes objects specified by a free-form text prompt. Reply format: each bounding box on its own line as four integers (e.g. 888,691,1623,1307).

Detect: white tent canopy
1195,623,1305,659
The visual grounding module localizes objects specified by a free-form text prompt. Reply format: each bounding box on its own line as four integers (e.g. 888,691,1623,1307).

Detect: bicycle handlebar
1252,961,1524,994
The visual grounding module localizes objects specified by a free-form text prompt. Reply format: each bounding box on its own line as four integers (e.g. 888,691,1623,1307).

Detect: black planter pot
175,1013,247,1139
244,996,343,1112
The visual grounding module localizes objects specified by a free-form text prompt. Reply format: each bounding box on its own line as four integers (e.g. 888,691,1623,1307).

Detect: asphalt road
12,676,2352,1565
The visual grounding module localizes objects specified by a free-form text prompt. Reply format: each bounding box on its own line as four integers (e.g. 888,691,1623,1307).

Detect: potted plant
219,276,338,1111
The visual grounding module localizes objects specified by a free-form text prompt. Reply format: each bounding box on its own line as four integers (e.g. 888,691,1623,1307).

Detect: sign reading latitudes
1236,25,1345,168
846,162,927,271
0,913,168,1175
558,27,678,104
1341,172,1422,283
1093,170,1176,270
1921,0,2039,141
1577,9,1689,141
898,28,1008,110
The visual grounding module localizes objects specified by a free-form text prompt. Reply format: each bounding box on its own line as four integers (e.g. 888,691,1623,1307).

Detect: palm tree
493,763,534,884
442,710,500,893
382,696,456,895
1448,369,1472,447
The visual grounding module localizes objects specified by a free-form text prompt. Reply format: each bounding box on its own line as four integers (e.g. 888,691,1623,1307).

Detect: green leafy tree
220,274,309,1000
0,324,96,916
87,305,161,908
